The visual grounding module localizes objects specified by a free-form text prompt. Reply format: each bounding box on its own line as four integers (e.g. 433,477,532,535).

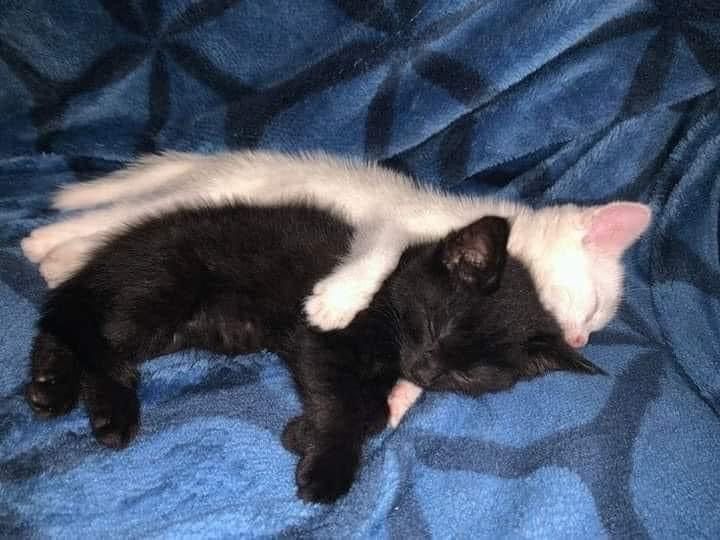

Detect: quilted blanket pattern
1,1,719,537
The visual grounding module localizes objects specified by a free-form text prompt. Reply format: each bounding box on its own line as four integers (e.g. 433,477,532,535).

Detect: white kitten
22,151,651,426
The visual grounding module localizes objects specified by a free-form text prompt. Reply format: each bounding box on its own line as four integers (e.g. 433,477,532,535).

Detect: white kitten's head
509,202,651,348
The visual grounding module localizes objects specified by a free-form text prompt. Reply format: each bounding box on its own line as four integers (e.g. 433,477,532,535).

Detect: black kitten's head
384,216,603,395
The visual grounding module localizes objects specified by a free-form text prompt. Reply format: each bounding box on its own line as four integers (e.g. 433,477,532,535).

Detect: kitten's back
46,203,354,352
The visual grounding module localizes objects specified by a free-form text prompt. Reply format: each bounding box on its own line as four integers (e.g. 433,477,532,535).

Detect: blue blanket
1,1,719,537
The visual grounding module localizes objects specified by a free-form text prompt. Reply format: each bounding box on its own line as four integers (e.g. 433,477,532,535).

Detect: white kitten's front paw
304,274,376,331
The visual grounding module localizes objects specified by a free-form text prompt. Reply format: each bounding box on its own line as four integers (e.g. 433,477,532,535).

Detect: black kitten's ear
526,335,606,375
440,216,510,291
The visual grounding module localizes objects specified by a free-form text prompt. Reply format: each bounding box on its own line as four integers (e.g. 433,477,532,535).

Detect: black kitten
26,203,601,503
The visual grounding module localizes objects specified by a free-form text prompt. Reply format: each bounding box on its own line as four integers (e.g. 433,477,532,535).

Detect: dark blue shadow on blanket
1,1,719,537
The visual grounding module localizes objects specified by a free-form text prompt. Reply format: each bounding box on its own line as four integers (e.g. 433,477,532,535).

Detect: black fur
26,203,601,503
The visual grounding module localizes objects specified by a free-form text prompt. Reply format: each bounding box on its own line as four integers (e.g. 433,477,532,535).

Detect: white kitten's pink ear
583,202,652,256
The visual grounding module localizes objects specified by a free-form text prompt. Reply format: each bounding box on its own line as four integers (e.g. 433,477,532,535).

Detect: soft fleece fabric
1,1,719,538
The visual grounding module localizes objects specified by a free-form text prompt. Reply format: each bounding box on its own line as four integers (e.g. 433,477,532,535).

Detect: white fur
21,151,650,426
39,236,102,288
52,157,196,210
386,381,423,428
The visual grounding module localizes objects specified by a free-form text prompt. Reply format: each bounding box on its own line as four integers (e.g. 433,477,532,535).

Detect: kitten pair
26,202,601,503
21,151,651,426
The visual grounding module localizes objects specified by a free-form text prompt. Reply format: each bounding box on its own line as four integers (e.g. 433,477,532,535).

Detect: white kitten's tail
52,152,201,210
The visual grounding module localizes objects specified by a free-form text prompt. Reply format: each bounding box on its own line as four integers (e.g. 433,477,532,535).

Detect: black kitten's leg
78,298,262,448
294,399,391,504
81,314,171,449
293,404,392,504
26,332,81,417
283,394,390,458
83,365,140,449
288,344,393,503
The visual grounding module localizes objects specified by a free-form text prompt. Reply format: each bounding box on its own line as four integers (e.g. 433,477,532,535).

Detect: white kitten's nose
567,333,588,348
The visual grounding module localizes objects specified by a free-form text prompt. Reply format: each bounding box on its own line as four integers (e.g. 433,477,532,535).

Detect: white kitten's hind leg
39,236,103,287
22,228,73,263
52,155,196,210
387,380,423,428
22,217,108,263
304,225,408,331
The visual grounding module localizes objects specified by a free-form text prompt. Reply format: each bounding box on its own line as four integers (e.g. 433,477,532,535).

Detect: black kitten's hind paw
27,331,81,417
296,447,358,504
25,375,79,417
85,379,140,449
282,416,313,456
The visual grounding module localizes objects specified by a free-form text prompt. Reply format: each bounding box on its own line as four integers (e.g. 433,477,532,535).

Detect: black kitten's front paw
282,416,313,456
25,374,79,417
296,447,358,504
86,381,140,449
